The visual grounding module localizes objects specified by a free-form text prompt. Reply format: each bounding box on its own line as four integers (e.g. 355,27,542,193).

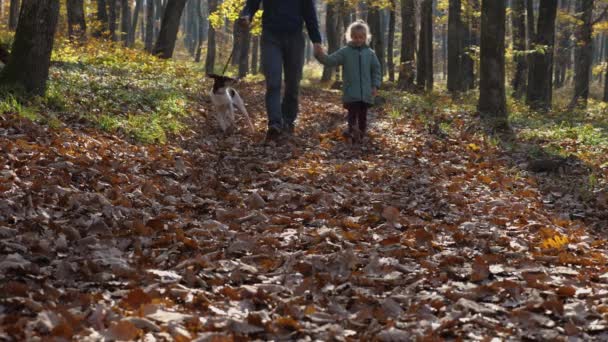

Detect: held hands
313,43,325,58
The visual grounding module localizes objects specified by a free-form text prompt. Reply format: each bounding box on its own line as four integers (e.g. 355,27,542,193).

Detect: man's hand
238,16,251,29
313,43,324,57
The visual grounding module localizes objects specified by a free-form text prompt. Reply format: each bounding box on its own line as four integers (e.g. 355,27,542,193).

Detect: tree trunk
448,0,464,93
128,0,143,47
9,0,19,30
145,0,154,51
511,0,527,98
251,35,259,74
526,0,558,110
322,1,340,82
478,0,507,125
120,0,131,44
67,0,87,42
570,0,593,108
153,0,187,58
387,0,396,82
0,0,60,96
368,5,385,77
109,0,118,41
417,0,433,91
238,26,250,78
205,0,217,73
462,0,479,90
94,0,108,37
398,0,416,90
194,0,203,62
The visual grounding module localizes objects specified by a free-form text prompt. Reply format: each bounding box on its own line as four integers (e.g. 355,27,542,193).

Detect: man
240,0,323,142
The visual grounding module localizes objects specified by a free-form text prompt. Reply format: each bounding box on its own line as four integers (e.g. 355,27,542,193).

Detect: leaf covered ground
2,44,608,341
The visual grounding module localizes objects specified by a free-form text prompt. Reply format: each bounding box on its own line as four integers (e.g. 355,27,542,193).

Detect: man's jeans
261,30,305,131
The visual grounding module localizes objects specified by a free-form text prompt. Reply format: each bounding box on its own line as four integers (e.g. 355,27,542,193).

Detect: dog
208,74,254,133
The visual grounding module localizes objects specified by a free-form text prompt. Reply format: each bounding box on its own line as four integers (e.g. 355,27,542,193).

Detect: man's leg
281,32,305,132
261,31,284,133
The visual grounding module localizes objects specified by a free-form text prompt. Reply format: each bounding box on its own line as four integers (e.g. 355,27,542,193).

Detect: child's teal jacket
316,44,382,105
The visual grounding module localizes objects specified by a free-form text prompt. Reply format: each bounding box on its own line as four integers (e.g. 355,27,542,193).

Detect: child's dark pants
344,101,369,134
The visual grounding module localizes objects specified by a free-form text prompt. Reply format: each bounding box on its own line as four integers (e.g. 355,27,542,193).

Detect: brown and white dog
208,74,254,133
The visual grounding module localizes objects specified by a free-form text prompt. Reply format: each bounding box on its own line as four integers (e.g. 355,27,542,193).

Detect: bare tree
526,0,558,110
120,0,131,44
398,0,416,90
417,0,433,91
128,0,143,47
478,0,507,126
322,1,342,82
9,0,19,30
511,0,527,98
448,0,465,93
153,0,187,58
1,0,60,95
145,0,154,51
67,0,87,41
205,0,218,72
570,0,594,108
387,0,396,82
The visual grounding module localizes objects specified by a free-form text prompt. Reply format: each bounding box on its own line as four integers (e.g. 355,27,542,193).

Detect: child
314,20,382,143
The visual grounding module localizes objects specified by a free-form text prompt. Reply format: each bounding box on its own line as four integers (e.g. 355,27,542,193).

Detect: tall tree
387,0,396,82
128,0,143,47
417,0,433,91
448,0,465,93
153,0,187,58
368,4,385,77
322,1,341,82
398,0,416,90
109,0,118,41
205,0,218,73
511,0,527,98
120,0,131,44
570,0,594,108
462,0,479,90
194,0,204,62
8,0,19,30
251,35,259,74
67,0,87,41
554,0,573,88
145,0,154,51
478,0,507,126
94,0,109,37
526,0,558,110
238,25,250,78
0,0,60,95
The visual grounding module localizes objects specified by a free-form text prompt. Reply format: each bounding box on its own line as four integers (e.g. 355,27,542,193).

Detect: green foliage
209,0,263,35
42,39,207,143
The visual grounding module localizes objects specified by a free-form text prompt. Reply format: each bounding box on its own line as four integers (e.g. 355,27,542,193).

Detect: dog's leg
232,90,255,132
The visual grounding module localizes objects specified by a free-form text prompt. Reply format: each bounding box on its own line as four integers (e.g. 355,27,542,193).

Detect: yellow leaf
468,143,481,151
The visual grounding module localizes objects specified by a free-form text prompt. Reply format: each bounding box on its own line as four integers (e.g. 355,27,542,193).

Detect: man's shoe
264,126,282,143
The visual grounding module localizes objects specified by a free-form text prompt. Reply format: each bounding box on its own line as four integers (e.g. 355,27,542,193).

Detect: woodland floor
2,80,608,341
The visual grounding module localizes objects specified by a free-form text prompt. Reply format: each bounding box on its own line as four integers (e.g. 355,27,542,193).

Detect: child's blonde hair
345,20,372,44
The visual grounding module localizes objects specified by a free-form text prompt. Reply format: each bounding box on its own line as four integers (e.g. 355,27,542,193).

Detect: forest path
1,83,607,340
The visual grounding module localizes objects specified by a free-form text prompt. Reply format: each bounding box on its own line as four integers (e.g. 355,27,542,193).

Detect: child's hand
313,44,326,58
372,88,378,97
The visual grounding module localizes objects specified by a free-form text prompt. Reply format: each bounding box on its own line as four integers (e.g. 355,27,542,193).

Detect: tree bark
109,0,118,41
128,0,143,47
238,25,250,78
387,0,396,82
511,0,527,98
94,0,108,38
205,0,217,73
570,0,593,108
478,0,507,125
145,0,154,51
322,1,341,82
194,0,204,62
526,0,558,110
9,0,19,30
368,5,385,77
67,0,87,42
448,0,464,93
417,0,433,91
251,35,259,74
120,0,131,45
0,0,60,96
153,0,187,58
398,0,416,90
